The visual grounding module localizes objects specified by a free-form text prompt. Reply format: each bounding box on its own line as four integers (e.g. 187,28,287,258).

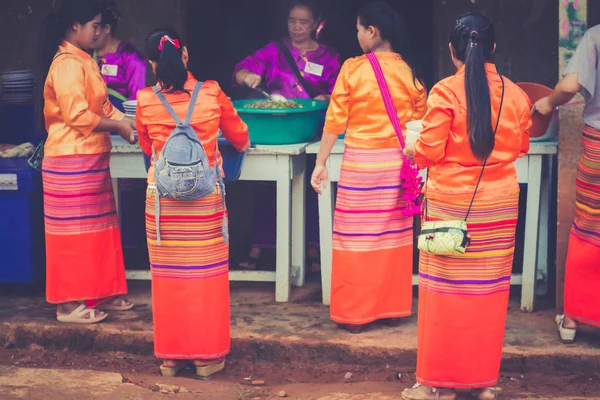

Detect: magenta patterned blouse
234,37,340,99
96,41,147,101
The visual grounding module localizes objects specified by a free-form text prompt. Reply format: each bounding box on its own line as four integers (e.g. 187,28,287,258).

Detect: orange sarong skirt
330,146,413,324
564,125,600,327
146,185,230,360
416,193,519,388
42,153,127,304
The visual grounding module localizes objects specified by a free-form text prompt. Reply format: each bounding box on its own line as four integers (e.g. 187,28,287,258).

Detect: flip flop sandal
556,314,577,343
471,387,499,400
160,360,190,377
195,359,225,380
401,383,457,400
96,297,136,311
56,304,108,324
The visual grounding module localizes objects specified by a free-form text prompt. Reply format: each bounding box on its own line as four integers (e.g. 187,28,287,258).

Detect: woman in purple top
95,0,149,169
229,0,341,270
95,1,146,107
234,0,340,101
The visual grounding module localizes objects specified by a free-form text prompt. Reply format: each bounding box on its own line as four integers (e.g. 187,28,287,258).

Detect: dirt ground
0,346,599,399
1,282,600,398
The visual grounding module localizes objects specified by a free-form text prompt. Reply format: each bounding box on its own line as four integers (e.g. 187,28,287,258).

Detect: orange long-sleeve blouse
136,72,249,183
324,52,427,149
43,41,124,157
414,63,531,201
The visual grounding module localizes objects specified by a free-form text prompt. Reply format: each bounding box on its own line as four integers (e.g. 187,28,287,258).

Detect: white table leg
536,154,552,296
291,166,306,287
318,159,335,305
275,161,292,303
521,154,542,312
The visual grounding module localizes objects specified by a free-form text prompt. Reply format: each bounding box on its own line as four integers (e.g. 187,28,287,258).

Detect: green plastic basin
233,98,328,145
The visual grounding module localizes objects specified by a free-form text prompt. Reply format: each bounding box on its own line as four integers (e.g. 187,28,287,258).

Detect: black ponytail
35,0,105,130
357,1,425,89
145,29,188,94
450,13,496,161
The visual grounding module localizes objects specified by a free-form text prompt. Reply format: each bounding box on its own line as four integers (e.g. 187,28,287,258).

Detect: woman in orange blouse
402,14,531,400
311,1,426,334
35,0,137,324
136,29,249,378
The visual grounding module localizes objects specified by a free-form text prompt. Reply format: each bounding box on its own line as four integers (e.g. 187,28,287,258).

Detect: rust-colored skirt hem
331,311,411,325
154,350,230,361
416,377,498,390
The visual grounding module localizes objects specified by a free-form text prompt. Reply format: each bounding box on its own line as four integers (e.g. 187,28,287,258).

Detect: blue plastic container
218,138,246,183
0,158,45,283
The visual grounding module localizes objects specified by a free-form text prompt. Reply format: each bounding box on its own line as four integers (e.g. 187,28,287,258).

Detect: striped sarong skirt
42,153,127,304
330,146,413,325
416,193,519,388
146,185,230,360
564,125,600,327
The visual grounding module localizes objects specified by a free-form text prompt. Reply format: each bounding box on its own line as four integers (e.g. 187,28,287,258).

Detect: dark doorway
186,0,434,98
590,1,600,27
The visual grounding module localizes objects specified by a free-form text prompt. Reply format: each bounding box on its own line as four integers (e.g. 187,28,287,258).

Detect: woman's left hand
315,94,330,102
311,163,328,195
403,147,415,162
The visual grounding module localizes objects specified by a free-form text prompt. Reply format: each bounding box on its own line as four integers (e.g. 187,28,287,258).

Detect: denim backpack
152,81,227,245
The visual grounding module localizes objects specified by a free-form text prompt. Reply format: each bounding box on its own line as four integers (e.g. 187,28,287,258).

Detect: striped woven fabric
564,125,600,328
416,193,519,389
42,153,127,304
146,185,230,360
418,195,518,297
330,146,413,325
333,147,413,252
42,153,118,235
571,125,600,247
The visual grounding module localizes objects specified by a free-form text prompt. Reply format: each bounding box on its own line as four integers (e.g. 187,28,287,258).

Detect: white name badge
101,64,118,77
304,61,324,77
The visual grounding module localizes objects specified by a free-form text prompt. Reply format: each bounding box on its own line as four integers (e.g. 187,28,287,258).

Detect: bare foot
563,315,579,330
163,359,189,368
57,302,106,319
105,297,134,308
193,359,222,367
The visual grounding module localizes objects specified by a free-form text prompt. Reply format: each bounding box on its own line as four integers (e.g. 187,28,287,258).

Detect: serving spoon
252,87,287,102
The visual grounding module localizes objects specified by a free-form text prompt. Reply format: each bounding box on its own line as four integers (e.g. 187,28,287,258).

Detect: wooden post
556,0,587,313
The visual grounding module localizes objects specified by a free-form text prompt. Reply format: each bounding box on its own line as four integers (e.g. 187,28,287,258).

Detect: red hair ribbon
158,35,181,51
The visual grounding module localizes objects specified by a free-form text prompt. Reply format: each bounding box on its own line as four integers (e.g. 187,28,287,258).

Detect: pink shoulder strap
365,52,422,216
366,52,406,150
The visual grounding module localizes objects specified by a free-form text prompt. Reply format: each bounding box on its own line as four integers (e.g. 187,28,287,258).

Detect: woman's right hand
240,139,251,152
243,72,262,89
311,163,329,195
117,120,137,144
532,96,554,117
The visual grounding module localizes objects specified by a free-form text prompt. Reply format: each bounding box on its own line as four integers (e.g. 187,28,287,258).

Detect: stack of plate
1,70,34,104
122,100,136,118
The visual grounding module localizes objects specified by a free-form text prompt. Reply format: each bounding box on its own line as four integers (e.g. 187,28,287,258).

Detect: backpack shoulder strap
184,82,203,126
153,85,183,125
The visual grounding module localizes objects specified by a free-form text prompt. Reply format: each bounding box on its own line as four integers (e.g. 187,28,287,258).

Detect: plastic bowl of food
233,98,328,145
517,82,555,141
